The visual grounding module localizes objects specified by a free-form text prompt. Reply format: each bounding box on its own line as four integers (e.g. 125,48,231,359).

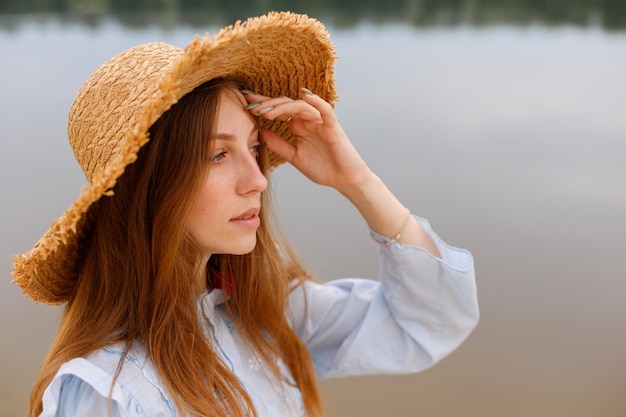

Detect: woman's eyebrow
214,126,258,141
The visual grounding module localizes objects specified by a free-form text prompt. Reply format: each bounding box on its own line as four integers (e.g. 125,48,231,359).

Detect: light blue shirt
40,217,479,417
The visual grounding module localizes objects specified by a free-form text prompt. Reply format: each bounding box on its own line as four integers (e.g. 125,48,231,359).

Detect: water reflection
1,6,626,417
1,0,626,31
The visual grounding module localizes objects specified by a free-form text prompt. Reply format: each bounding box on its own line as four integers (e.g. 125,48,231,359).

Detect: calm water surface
1,13,625,417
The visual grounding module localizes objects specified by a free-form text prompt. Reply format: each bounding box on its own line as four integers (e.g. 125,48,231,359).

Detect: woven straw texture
12,11,338,304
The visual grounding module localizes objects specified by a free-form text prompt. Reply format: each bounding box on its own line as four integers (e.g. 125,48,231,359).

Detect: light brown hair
29,78,324,417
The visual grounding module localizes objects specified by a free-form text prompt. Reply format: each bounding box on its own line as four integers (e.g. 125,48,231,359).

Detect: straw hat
12,11,338,305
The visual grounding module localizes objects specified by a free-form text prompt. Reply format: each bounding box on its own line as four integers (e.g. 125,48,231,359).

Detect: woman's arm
244,89,439,257
246,89,478,377
287,218,478,378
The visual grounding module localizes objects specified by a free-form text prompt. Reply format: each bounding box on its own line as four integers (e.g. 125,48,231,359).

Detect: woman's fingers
299,90,339,127
260,128,297,163
243,89,326,124
252,101,321,123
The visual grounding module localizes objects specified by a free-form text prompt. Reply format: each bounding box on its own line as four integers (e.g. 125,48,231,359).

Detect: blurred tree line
1,0,624,30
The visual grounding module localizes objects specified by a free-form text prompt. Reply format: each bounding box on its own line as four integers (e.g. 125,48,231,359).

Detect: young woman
12,12,479,417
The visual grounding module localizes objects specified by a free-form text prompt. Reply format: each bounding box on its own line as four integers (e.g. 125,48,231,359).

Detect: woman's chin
223,239,258,256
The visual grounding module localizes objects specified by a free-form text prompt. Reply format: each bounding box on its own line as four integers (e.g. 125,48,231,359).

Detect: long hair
29,78,324,417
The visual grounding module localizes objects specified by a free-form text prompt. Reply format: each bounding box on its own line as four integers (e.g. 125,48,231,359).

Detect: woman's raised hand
243,88,440,256
243,88,372,195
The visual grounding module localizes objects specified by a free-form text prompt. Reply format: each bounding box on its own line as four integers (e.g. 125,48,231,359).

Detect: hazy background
1,1,625,416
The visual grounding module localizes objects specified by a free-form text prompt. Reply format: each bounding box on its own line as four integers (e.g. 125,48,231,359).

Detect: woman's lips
230,208,261,227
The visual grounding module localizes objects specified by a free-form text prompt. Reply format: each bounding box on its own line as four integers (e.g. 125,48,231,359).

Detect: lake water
1,10,625,417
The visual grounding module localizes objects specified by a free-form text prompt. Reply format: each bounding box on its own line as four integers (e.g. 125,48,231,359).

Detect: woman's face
186,89,268,261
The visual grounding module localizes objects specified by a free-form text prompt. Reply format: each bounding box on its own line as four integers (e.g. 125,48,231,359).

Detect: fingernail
257,106,274,115
240,89,256,95
246,102,261,110
300,87,313,95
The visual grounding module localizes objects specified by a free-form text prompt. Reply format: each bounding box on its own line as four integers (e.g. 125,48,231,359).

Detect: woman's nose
239,154,268,194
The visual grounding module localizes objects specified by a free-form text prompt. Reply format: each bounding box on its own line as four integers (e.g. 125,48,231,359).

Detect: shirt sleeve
287,216,479,378
39,359,131,417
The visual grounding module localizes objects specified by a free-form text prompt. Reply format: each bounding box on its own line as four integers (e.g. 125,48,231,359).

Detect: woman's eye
250,142,266,154
212,151,227,163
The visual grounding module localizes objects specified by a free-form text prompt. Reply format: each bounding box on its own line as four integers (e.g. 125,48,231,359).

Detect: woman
12,12,479,417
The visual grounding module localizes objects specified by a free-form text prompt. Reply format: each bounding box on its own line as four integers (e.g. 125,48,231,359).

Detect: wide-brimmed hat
12,11,338,305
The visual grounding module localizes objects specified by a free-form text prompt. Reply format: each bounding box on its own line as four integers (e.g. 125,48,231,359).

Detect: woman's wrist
337,171,408,237
336,168,441,256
